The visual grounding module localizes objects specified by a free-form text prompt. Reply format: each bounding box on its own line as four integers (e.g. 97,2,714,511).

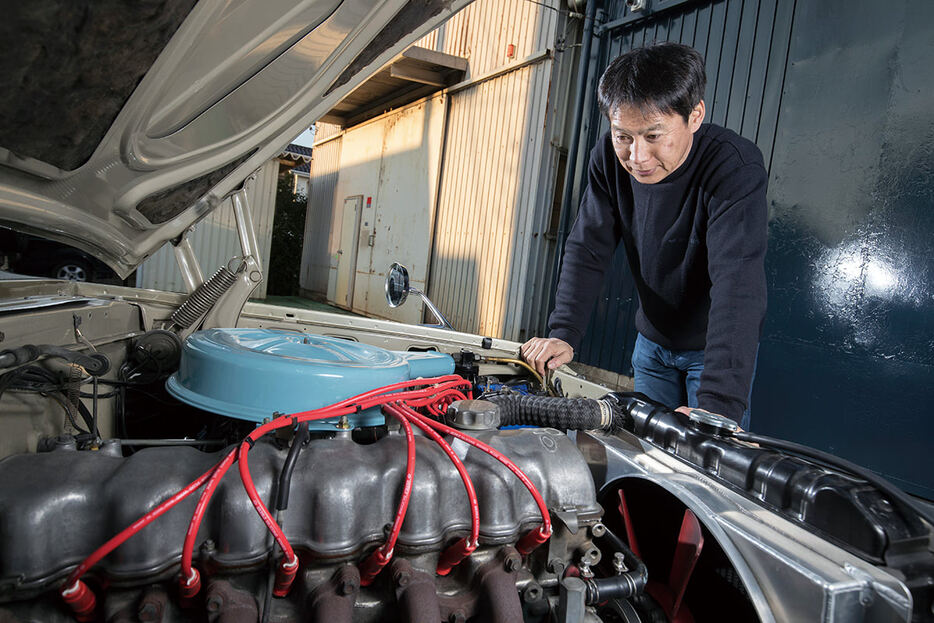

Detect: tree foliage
266,176,307,296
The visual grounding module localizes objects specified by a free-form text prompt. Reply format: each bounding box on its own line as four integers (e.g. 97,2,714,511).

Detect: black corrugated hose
484,393,620,432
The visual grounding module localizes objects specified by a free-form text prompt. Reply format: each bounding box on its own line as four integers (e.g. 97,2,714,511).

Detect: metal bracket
200,190,264,330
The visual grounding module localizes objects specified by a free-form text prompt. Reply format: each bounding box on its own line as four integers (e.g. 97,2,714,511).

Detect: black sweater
549,124,768,422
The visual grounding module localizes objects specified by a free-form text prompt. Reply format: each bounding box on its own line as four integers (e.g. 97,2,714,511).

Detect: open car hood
0,0,468,278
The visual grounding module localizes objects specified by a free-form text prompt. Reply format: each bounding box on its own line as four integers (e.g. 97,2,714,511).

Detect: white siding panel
136,160,278,299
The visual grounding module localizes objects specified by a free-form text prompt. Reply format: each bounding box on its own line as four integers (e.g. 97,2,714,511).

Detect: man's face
608,101,705,184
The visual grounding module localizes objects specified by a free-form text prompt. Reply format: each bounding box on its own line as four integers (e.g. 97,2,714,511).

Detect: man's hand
520,337,574,377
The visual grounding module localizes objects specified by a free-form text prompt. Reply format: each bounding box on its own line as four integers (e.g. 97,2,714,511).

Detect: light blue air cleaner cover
166,329,455,429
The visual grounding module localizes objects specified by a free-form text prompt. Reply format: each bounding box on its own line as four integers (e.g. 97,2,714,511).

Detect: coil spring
170,266,239,329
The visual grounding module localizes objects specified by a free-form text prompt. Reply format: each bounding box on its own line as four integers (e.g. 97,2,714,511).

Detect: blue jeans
631,333,752,430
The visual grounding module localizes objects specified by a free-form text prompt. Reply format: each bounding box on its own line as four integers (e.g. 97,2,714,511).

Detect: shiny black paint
571,0,934,497
607,393,930,565
756,0,934,497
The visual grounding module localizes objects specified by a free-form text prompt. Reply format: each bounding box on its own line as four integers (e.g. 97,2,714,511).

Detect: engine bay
0,283,931,623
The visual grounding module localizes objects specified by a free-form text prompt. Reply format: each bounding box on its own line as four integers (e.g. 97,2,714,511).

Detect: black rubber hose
0,345,39,368
484,393,618,431
0,345,109,376
276,423,310,511
734,431,934,529
587,528,648,605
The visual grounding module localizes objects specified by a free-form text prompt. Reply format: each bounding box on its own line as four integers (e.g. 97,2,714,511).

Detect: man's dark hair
597,42,706,121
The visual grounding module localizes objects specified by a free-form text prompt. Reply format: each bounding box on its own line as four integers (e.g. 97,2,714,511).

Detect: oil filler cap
447,399,501,430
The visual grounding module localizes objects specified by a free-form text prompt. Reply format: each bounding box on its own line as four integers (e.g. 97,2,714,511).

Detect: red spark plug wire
63,374,473,616
398,403,481,575
359,403,417,585
401,405,553,555
60,460,220,620
179,448,237,598
229,378,469,592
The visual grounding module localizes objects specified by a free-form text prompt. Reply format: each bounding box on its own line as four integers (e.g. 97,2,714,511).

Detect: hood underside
0,0,469,277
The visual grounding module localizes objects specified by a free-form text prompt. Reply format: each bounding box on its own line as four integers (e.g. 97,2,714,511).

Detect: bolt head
523,584,543,603
206,596,222,613
137,602,159,622
504,553,522,573
547,558,565,575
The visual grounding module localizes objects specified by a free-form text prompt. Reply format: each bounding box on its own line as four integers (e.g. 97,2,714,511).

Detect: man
521,42,767,428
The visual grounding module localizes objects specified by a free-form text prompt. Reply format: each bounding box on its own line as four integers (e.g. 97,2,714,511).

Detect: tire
50,256,92,282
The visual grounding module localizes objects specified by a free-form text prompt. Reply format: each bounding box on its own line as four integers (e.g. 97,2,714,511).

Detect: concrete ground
256,295,359,316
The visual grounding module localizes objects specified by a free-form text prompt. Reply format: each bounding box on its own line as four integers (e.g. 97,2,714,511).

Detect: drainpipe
549,0,600,323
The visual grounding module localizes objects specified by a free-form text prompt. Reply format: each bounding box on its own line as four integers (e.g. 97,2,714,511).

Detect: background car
0,228,125,284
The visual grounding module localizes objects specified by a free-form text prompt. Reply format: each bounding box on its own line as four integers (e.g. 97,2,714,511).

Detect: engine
0,329,629,623
5,321,929,622
0,420,604,622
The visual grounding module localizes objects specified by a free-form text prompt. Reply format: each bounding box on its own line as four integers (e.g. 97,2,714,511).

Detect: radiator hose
482,393,621,432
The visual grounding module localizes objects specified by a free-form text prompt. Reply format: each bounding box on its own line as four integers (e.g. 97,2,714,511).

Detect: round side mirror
385,262,410,308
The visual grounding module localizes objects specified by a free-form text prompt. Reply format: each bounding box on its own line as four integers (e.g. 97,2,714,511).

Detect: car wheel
51,257,92,282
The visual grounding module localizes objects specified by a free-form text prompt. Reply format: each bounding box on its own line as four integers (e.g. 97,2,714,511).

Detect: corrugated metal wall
428,62,558,339
418,0,565,340
302,0,570,339
575,0,795,374
136,159,278,298
300,122,342,297
567,0,934,497
416,0,557,78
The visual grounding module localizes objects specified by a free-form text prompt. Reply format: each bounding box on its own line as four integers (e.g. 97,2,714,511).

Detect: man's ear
688,100,706,132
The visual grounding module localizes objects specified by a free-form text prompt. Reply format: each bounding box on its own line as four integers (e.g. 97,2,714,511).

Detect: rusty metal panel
135,159,277,298
427,58,559,340
300,123,342,297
